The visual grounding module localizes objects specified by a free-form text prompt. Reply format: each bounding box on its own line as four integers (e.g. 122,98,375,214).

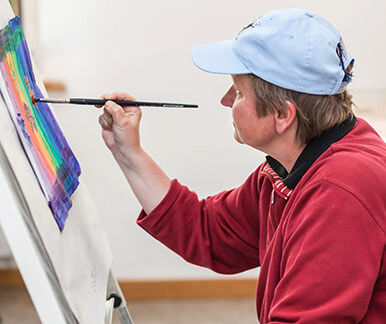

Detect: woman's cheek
231,103,240,122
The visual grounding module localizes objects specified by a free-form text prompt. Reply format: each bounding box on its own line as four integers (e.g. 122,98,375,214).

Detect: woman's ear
274,101,297,134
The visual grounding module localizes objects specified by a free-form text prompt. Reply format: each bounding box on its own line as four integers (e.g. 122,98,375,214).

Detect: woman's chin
233,131,243,144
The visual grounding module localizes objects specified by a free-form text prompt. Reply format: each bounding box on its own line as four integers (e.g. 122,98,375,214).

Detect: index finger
95,94,108,108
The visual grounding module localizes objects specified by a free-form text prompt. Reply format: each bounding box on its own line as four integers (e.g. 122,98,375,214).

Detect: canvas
0,16,80,230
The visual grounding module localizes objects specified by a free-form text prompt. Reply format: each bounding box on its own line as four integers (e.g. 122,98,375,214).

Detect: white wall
20,0,386,280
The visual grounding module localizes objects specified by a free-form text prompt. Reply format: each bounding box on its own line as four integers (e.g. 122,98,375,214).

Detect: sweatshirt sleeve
268,181,384,323
136,169,261,274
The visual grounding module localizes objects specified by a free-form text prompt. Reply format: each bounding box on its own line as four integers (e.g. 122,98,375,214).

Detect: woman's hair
247,74,355,145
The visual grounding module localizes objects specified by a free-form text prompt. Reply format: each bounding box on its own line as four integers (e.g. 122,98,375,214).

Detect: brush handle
69,98,198,108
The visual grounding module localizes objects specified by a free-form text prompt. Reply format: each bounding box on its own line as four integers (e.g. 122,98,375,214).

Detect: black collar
266,115,357,190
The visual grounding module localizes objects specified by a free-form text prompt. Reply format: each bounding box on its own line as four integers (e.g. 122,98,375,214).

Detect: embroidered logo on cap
236,18,260,39
336,38,347,61
335,37,354,87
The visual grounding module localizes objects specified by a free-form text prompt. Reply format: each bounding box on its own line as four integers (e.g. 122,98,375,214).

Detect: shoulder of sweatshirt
294,119,386,234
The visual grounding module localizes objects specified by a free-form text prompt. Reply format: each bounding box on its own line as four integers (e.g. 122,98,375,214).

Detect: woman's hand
98,92,142,164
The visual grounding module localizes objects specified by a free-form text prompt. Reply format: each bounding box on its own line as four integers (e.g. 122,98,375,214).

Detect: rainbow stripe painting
0,16,81,231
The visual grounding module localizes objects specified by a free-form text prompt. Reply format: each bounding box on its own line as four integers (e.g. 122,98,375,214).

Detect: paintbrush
31,96,198,109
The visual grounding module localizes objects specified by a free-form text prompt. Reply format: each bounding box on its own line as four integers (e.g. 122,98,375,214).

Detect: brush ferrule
38,98,69,104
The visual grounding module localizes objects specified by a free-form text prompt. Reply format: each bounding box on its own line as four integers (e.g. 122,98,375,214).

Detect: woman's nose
220,85,236,108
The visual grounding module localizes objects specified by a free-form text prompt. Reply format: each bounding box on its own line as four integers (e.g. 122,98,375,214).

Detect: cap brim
191,39,250,74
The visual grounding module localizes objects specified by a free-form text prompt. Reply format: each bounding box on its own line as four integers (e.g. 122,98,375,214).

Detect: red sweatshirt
137,117,386,323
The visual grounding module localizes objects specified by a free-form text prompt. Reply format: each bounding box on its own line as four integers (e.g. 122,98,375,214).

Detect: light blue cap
192,8,354,95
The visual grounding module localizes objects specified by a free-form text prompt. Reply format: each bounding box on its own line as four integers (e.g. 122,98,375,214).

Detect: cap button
305,11,314,17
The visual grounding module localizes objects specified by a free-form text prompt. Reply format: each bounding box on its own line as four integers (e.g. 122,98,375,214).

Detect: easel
0,2,136,322
0,141,134,324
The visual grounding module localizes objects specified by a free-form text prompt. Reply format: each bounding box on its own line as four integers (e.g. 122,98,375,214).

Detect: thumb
105,101,126,125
